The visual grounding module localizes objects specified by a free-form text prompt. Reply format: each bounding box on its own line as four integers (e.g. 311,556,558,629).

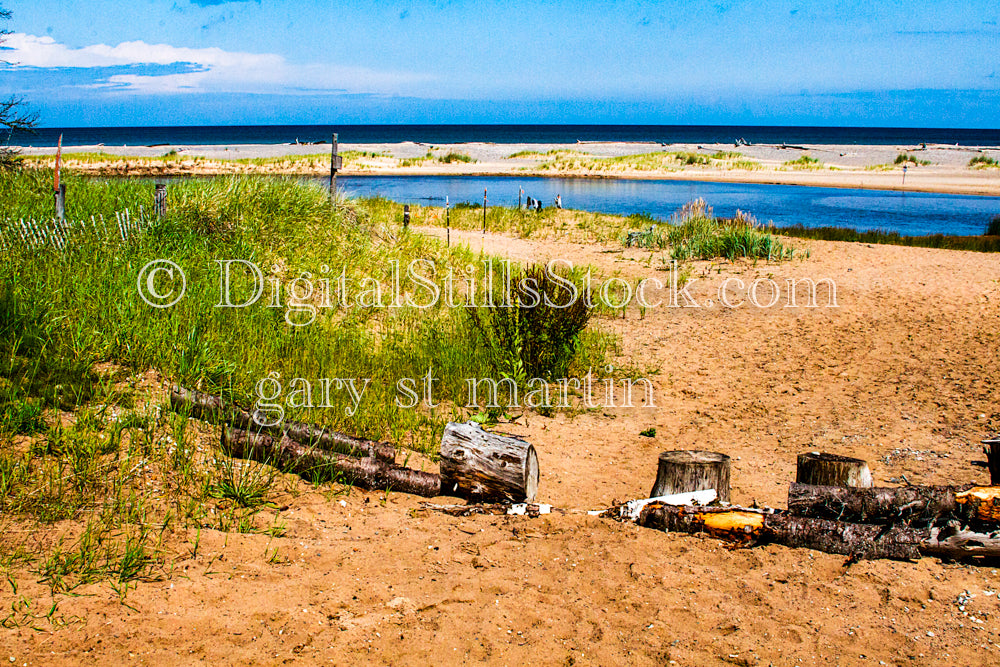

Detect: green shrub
466,264,591,383
987,215,1000,237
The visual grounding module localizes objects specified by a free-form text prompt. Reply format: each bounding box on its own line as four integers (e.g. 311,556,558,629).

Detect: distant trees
1,5,38,169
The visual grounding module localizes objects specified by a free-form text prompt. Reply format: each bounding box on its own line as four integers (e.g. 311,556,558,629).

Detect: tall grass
622,199,795,262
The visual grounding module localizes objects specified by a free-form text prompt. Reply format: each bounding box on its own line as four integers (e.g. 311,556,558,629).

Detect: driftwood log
439,422,539,502
796,452,872,488
638,503,1000,561
171,385,396,462
786,483,1000,526
649,450,730,503
222,427,440,497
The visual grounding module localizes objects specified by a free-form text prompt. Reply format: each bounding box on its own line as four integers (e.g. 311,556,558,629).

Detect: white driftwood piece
591,489,718,520
439,421,540,502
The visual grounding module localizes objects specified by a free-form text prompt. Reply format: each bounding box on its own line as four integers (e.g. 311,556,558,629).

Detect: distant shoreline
16,140,1000,197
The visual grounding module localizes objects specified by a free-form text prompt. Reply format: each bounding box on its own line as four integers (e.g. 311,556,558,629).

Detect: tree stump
982,435,1000,485
439,422,539,503
649,450,731,503
796,452,872,488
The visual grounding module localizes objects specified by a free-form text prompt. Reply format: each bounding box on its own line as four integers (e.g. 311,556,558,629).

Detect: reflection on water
337,175,1000,237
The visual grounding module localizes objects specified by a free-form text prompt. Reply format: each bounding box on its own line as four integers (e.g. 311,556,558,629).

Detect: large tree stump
983,435,1000,485
439,422,539,503
796,452,872,488
649,450,730,503
222,427,440,497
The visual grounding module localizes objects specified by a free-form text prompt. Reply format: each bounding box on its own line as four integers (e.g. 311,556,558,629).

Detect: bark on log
796,452,872,488
171,385,396,462
638,503,1000,561
222,427,440,497
649,450,730,503
788,483,974,526
439,422,539,503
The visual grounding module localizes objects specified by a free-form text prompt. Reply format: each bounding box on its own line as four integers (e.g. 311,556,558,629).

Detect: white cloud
2,33,433,95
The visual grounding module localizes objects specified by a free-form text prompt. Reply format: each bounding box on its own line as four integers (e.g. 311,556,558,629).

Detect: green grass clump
969,155,999,168
986,215,1000,237
784,155,821,169
622,199,794,262
894,153,930,166
439,152,474,164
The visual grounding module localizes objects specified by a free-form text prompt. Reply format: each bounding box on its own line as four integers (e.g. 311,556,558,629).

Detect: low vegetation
783,155,822,169
533,151,760,173
777,223,1000,253
969,155,999,168
894,153,931,166
621,199,795,261
0,170,618,599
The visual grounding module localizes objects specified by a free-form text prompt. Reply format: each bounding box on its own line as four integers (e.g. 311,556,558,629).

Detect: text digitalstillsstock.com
138,257,839,323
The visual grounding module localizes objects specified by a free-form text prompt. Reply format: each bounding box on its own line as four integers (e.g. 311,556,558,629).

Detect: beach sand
5,218,1000,666
18,140,1000,196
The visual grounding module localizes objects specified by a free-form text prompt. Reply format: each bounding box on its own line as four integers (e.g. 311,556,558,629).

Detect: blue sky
1,0,997,127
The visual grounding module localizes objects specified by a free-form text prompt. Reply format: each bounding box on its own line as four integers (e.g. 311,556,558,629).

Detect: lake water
338,175,1000,237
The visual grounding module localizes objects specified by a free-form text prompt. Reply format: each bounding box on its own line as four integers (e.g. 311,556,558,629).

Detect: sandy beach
19,141,1000,196
6,219,1000,666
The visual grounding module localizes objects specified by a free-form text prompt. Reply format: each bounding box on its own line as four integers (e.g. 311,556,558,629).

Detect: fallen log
796,452,872,488
439,422,539,503
789,482,971,525
222,427,440,497
788,483,999,527
171,385,396,463
638,503,1000,561
649,450,730,502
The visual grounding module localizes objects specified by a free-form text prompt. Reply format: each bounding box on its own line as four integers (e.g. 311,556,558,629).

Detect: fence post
329,133,342,197
482,187,487,236
446,196,450,247
54,184,66,221
155,183,167,218
403,204,410,228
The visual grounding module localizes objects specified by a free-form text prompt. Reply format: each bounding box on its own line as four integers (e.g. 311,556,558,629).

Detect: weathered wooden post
154,183,167,218
796,452,872,488
519,187,523,210
482,187,487,235
53,133,65,220
440,421,539,502
403,204,410,228
329,133,342,197
650,450,731,503
445,195,450,247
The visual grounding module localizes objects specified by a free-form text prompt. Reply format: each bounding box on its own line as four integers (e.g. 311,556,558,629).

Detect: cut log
638,503,1000,561
955,486,1000,525
787,482,978,526
439,422,539,503
596,489,719,521
983,435,1000,485
649,450,730,503
170,385,396,462
222,427,440,497
796,452,872,488
420,502,557,517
